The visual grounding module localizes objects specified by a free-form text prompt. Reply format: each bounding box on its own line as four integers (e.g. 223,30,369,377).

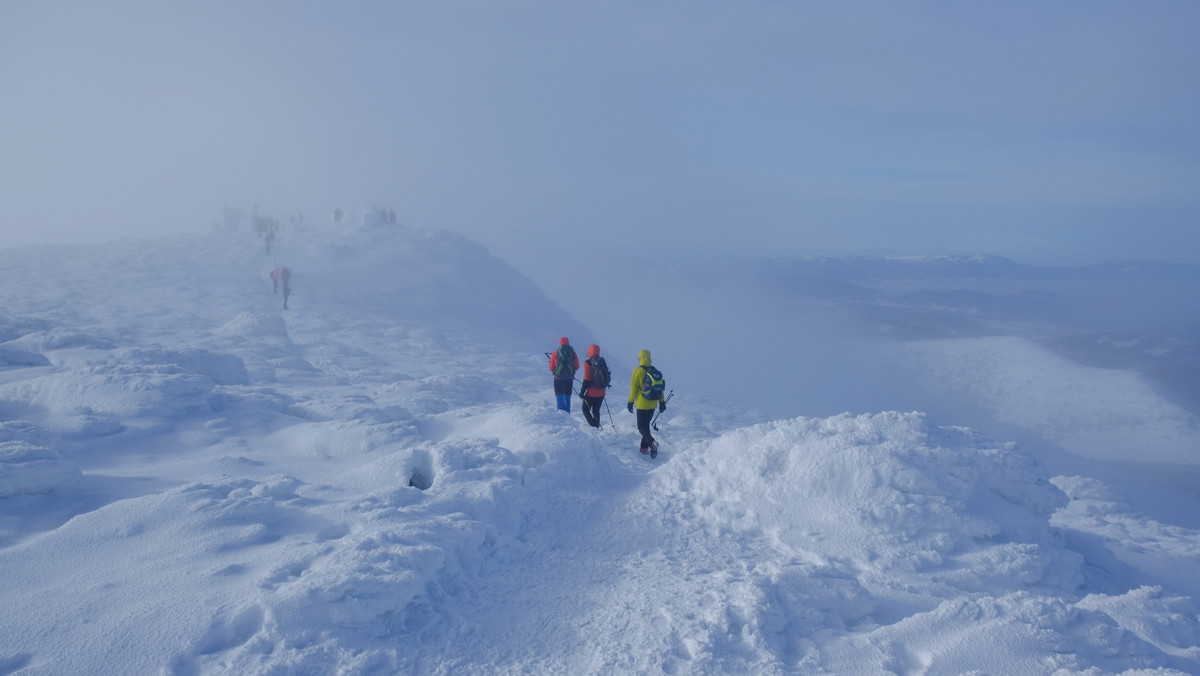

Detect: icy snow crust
0,226,1197,674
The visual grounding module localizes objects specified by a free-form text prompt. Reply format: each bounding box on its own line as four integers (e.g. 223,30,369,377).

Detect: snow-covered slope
896,336,1200,465
1,225,1197,674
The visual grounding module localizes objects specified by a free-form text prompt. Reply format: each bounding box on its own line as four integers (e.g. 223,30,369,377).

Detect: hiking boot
639,446,648,454
650,441,659,459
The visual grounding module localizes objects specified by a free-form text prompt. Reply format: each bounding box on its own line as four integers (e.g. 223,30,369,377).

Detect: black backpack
589,356,611,389
552,344,576,378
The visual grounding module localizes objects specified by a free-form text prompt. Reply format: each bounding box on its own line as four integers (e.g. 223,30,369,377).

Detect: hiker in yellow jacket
627,349,666,457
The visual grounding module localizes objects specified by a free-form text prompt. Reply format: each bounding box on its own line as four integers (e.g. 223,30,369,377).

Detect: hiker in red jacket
578,344,610,428
280,265,292,309
548,337,579,412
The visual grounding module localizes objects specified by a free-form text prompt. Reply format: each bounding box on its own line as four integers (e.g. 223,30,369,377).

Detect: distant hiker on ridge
280,265,292,310
270,266,280,294
628,349,666,458
579,343,611,428
548,337,579,413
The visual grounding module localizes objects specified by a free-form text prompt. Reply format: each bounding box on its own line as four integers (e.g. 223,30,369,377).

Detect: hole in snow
409,469,431,491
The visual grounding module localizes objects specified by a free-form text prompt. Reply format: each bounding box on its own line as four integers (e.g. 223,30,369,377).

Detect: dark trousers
581,396,602,428
636,408,655,449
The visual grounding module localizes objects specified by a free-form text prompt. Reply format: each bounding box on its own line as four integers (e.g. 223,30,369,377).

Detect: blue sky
2,1,1198,265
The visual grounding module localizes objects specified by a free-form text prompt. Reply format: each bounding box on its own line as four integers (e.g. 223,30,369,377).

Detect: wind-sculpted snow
1053,475,1200,599
0,346,219,433
667,413,1075,590
0,439,81,497
0,226,1198,674
3,329,117,353
631,412,1198,673
0,344,51,369
213,312,293,343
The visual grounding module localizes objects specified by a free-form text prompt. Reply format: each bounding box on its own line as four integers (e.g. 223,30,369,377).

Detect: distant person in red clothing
280,265,292,310
547,337,579,412
578,344,611,428
270,267,280,294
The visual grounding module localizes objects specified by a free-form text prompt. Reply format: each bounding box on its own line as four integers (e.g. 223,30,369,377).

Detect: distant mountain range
748,254,1200,282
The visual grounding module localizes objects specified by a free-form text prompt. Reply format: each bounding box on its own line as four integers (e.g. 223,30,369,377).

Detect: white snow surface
897,336,1200,465
0,224,1198,675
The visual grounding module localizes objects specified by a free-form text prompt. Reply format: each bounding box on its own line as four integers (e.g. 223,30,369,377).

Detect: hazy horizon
3,2,1199,268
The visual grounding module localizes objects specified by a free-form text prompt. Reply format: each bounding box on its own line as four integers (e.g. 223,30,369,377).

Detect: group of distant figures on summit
548,338,670,459
251,210,294,311
333,207,397,225
255,206,406,310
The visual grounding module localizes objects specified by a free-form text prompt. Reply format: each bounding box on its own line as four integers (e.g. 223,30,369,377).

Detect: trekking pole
651,390,674,431
602,396,616,429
